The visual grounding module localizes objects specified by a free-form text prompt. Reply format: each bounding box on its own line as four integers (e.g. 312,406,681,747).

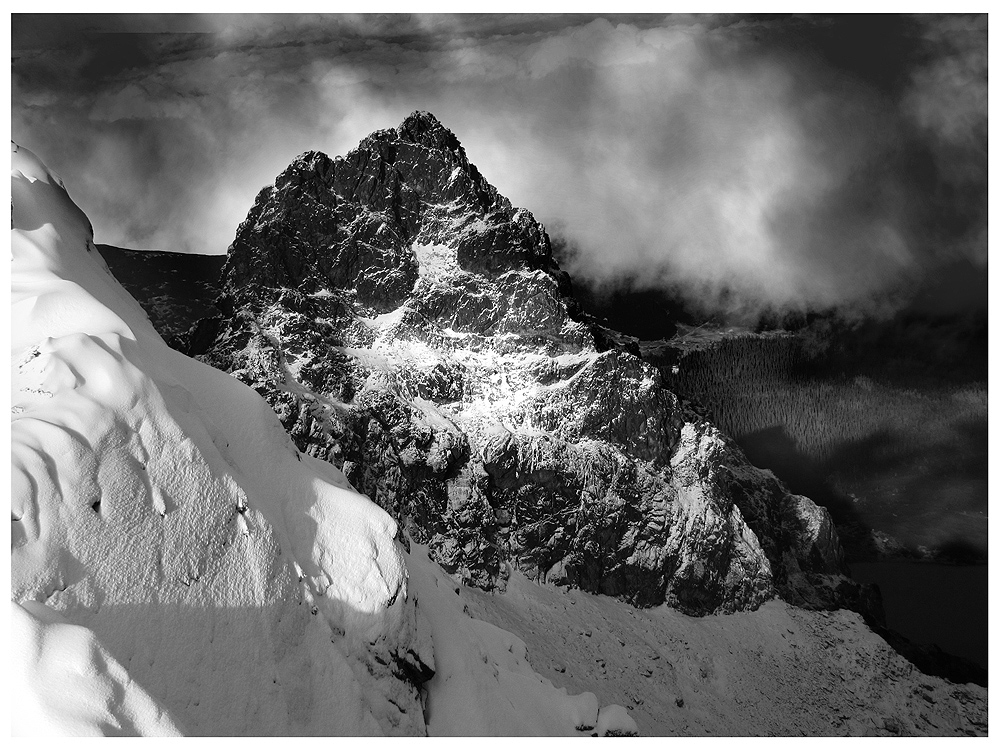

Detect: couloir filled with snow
9,143,637,736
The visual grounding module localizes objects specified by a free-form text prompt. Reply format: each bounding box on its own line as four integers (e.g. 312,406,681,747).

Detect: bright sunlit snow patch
359,305,408,331
413,241,462,284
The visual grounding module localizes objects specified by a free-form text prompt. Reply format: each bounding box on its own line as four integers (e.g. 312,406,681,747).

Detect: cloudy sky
11,13,988,322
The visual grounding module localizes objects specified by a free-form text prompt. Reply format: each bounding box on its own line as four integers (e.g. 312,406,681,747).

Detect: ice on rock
412,241,463,284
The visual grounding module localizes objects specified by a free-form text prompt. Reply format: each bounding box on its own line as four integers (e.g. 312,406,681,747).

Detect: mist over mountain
12,13,987,322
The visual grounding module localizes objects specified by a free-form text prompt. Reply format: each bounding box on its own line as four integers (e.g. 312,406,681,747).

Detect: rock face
194,112,872,617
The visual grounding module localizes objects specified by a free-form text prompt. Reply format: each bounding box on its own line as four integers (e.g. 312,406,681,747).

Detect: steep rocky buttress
190,112,876,619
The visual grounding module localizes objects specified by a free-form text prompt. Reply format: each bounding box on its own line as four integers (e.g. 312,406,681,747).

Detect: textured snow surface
463,570,987,736
12,601,182,736
10,142,632,737
407,544,635,736
413,241,462,284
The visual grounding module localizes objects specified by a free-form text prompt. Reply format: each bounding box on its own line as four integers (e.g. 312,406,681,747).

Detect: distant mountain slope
641,323,988,565
95,245,224,342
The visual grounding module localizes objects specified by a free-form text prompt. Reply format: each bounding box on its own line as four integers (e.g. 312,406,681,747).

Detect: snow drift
11,141,429,735
12,600,182,736
10,142,633,736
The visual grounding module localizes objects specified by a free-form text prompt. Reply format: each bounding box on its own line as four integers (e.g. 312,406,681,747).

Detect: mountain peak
221,111,552,312
396,110,464,155
200,113,875,624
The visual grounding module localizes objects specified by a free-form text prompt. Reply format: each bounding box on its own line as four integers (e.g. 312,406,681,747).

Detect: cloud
901,14,988,268
11,14,986,321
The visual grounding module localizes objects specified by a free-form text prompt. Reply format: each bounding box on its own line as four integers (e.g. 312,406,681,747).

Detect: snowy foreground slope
10,143,635,736
463,571,987,736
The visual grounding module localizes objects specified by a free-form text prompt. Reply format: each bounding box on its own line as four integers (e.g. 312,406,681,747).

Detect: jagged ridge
193,111,875,618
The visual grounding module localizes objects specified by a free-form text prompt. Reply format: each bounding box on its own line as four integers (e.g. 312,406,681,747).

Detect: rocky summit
191,111,875,618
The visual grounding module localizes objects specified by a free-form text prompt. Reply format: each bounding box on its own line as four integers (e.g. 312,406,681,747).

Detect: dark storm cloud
11,13,987,321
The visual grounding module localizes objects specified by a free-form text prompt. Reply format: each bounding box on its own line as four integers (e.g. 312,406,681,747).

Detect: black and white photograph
10,10,989,736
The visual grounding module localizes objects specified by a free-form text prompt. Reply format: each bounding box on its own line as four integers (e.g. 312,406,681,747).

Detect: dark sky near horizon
11,13,988,322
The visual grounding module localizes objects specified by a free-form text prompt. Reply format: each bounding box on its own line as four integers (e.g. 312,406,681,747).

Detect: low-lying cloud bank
12,13,986,321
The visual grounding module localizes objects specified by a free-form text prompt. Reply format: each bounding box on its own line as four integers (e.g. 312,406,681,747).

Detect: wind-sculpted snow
12,601,183,736
11,141,636,737
11,143,428,735
195,112,870,617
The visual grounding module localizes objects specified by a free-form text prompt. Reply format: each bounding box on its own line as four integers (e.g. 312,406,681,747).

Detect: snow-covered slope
405,544,636,736
12,601,182,736
11,142,633,736
11,141,428,735
462,570,988,736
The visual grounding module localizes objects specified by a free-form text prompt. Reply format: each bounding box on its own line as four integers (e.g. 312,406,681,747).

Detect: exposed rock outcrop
195,112,872,618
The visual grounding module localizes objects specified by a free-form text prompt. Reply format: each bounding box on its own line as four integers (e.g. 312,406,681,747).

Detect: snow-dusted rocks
194,112,868,617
